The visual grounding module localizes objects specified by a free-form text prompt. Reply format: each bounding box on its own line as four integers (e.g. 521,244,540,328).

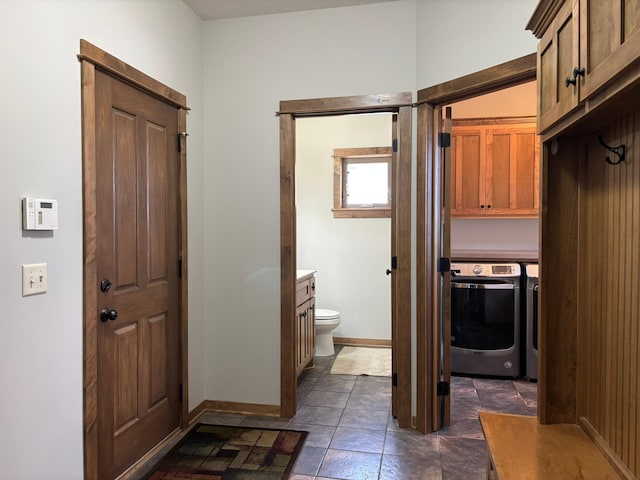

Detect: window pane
345,162,389,206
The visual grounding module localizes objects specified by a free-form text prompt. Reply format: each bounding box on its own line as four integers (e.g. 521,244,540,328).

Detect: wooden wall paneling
629,110,640,474
540,136,579,425
576,112,640,477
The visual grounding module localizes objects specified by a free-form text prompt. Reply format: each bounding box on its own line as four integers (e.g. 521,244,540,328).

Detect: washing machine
525,263,539,380
450,262,521,378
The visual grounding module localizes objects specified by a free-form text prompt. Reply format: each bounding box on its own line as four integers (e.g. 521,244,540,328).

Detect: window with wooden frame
332,146,392,218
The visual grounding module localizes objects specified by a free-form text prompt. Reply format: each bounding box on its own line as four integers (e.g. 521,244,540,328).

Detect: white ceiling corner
182,0,400,20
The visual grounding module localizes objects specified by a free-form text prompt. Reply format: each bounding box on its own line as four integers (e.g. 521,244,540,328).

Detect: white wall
0,1,204,478
0,0,543,476
202,1,416,405
201,0,539,406
297,114,392,341
449,81,540,253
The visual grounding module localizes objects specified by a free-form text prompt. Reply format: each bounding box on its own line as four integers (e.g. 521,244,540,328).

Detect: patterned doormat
144,424,308,479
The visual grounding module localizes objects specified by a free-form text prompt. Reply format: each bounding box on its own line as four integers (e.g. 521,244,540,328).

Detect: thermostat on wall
22,197,58,230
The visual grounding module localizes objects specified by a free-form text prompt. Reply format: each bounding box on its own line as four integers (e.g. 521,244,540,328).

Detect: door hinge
179,383,183,402
437,381,450,396
178,132,189,153
391,256,398,270
438,132,451,148
392,138,398,153
438,257,450,273
178,258,183,278
392,373,398,387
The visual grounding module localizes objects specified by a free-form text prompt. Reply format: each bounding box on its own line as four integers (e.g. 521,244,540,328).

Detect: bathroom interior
293,79,539,421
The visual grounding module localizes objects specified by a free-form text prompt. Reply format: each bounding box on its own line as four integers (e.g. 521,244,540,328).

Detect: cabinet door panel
538,0,580,133
451,128,484,215
580,0,640,99
486,133,511,211
625,0,640,39
513,132,538,214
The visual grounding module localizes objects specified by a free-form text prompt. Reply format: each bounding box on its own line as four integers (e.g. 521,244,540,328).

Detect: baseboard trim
334,337,392,347
578,416,636,480
188,400,281,423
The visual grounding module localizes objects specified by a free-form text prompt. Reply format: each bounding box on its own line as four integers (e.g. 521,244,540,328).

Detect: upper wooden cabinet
451,118,539,218
529,0,640,133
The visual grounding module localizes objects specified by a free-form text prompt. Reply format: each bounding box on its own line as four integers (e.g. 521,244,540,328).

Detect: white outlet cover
22,263,47,296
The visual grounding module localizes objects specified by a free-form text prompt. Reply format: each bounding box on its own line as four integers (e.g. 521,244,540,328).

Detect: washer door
451,280,515,350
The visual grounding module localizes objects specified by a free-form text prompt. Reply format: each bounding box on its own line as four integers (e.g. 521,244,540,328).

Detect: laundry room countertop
452,249,538,263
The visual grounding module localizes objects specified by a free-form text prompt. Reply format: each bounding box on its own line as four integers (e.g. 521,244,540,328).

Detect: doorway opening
278,94,412,428
415,53,538,434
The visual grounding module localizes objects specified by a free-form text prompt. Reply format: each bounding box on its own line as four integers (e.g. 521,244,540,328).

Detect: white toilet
315,308,341,356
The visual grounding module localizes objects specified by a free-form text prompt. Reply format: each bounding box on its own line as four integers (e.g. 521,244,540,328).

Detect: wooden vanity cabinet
530,0,640,133
450,118,539,217
295,274,315,377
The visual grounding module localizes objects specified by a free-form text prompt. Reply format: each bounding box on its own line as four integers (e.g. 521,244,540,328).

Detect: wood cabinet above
450,117,539,218
528,0,640,135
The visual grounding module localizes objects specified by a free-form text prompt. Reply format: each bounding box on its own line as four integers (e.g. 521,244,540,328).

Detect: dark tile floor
131,345,537,480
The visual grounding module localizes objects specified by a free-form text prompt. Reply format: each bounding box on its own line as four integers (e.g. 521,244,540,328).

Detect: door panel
96,69,180,479
440,107,452,428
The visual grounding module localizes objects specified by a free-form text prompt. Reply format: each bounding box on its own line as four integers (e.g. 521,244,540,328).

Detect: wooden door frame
78,39,189,480
279,94,413,428
415,53,537,434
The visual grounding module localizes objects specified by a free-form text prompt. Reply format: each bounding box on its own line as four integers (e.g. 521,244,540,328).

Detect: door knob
100,308,118,322
100,278,112,293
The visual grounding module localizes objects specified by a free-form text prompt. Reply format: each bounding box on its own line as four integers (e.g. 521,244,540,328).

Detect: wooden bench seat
479,412,621,479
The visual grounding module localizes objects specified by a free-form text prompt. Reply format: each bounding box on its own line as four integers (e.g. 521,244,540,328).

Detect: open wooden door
415,102,451,433
415,53,537,434
439,107,453,428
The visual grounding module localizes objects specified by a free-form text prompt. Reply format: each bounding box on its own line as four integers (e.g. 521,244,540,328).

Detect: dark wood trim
279,93,413,426
280,113,297,419
417,53,537,105
80,41,189,480
415,55,537,435
78,39,187,109
178,108,189,428
526,0,565,38
395,105,412,429
452,115,537,126
278,93,412,116
81,57,99,480
117,428,182,480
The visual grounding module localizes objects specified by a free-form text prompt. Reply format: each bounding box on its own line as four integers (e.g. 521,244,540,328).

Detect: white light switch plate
22,263,47,296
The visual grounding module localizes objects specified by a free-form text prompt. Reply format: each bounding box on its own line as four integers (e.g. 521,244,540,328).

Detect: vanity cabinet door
295,297,315,377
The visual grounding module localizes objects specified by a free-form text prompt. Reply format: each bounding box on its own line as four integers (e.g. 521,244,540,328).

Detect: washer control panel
451,263,521,277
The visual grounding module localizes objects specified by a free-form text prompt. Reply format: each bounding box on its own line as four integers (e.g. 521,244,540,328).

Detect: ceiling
182,0,398,20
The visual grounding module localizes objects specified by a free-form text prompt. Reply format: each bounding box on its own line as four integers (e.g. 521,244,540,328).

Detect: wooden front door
95,69,181,479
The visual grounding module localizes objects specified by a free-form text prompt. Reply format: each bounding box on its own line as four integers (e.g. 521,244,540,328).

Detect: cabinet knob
487,205,492,209
480,204,485,209
565,66,585,87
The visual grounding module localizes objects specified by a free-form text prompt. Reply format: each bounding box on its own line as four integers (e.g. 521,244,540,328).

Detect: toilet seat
316,308,340,320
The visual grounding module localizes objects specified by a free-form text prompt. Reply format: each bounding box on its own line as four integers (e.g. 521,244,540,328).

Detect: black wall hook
598,135,626,165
